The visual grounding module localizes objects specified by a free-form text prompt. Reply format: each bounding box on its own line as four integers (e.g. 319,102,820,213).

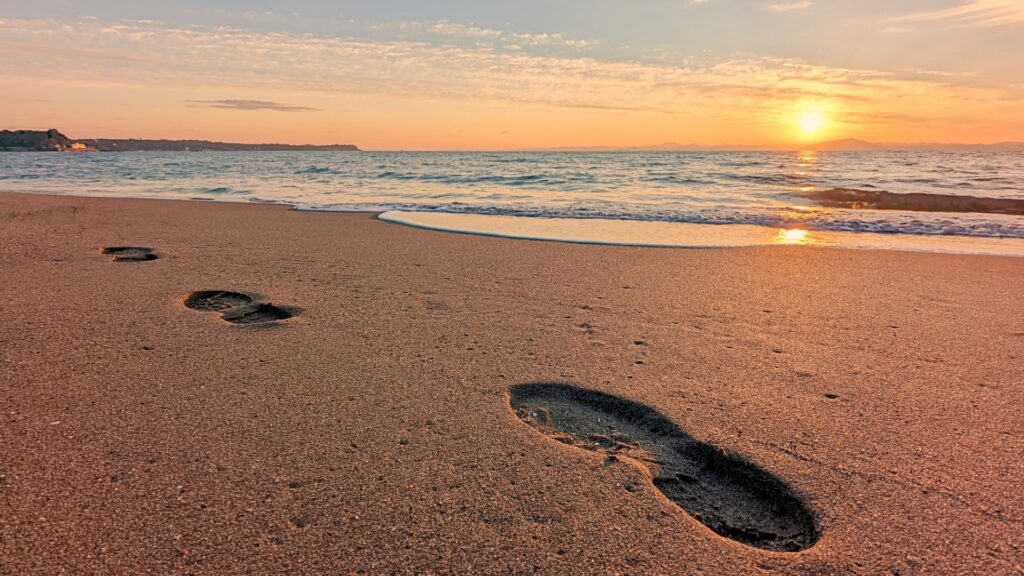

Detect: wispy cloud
187,99,317,112
764,1,814,12
384,19,594,50
890,0,1024,28
1,17,1020,140
0,40,159,63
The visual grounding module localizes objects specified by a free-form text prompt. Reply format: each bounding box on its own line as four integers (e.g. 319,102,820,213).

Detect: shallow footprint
184,291,254,312
509,383,819,552
100,247,158,262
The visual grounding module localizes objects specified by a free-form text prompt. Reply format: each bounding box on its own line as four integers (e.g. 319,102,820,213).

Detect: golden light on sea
798,150,818,165
775,228,811,245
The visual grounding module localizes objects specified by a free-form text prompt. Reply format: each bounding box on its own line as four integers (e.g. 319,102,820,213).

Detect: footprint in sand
184,290,295,325
509,383,819,552
184,291,254,312
100,247,158,262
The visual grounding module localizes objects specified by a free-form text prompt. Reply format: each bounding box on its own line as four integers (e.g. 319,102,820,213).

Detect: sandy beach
1,190,1022,574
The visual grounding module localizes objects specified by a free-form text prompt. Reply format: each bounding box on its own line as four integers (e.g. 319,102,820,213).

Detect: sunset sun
797,110,827,137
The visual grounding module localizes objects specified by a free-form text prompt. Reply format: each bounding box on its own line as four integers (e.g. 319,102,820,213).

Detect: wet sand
1,191,1022,575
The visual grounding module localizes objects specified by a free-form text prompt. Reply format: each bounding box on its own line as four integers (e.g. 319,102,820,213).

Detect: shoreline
7,188,1024,258
1,191,1022,574
378,210,1024,257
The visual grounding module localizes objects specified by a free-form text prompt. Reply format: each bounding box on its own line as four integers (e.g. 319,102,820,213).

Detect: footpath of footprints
100,244,820,552
99,245,294,325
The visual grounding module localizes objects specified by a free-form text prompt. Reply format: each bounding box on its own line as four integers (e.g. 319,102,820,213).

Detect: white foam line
378,211,1024,257
379,211,776,249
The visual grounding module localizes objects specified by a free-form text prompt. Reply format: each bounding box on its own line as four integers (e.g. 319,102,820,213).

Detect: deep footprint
184,291,254,312
100,247,158,262
220,303,293,325
184,291,295,325
509,383,819,552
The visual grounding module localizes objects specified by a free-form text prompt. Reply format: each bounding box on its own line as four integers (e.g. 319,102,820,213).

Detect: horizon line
5,128,1024,152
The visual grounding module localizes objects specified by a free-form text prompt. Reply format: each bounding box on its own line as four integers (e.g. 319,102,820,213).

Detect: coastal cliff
0,129,93,152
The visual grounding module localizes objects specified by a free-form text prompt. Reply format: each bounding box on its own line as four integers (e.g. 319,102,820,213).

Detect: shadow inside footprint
184,291,254,312
100,247,158,262
221,303,293,325
509,383,819,552
184,291,296,325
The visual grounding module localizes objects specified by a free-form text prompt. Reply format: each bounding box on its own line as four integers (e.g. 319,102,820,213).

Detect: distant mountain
881,141,1024,152
803,138,880,152
0,129,93,152
81,138,360,152
0,129,360,152
805,139,1024,152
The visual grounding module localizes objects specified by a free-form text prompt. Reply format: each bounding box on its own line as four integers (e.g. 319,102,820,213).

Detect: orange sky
2,3,1023,150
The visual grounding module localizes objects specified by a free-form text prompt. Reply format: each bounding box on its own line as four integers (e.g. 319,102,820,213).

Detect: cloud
0,17,1020,134
388,19,594,50
890,0,1024,28
764,1,814,12
0,40,159,63
187,99,317,112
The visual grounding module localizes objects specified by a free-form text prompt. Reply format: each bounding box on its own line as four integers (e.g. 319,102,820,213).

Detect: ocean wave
0,173,42,180
295,166,339,174
4,149,1023,242
642,174,710,185
801,187,1024,215
294,201,1024,239
374,171,566,187
716,172,813,185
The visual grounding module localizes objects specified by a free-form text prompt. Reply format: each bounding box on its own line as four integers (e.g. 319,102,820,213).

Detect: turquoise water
2,150,1023,245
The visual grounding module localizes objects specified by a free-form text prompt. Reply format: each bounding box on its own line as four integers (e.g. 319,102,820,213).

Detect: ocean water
2,150,1023,253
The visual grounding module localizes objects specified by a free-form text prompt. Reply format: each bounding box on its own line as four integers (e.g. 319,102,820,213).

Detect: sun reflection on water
775,228,812,245
798,150,819,165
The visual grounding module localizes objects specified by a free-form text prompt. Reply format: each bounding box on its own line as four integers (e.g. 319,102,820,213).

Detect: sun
797,110,827,136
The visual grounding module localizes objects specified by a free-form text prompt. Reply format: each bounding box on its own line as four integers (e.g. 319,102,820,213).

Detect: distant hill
804,139,1024,152
882,141,1024,152
0,129,91,152
803,138,880,152
0,129,360,152
81,138,360,152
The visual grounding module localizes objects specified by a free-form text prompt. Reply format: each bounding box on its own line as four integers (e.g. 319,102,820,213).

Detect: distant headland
0,129,93,152
0,130,360,152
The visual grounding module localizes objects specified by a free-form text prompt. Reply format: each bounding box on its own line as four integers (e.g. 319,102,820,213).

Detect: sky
2,0,1023,150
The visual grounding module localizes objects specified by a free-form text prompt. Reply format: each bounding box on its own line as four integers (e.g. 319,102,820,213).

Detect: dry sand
1,191,1022,575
